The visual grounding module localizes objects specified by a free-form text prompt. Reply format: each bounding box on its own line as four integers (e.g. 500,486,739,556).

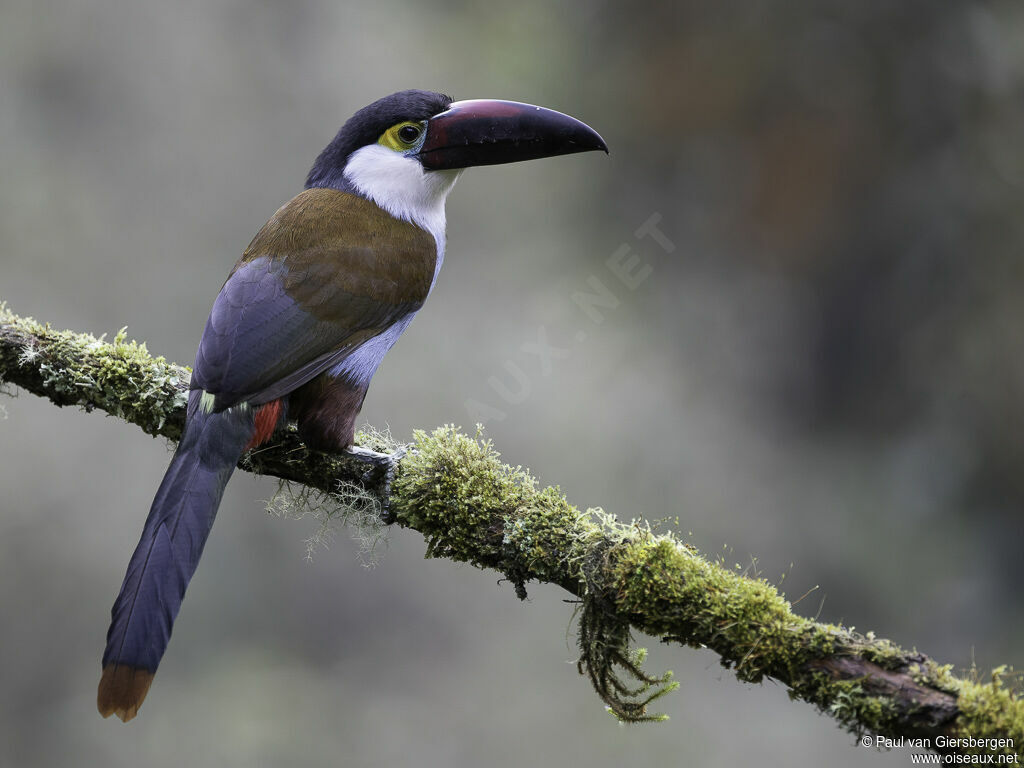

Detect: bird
97,89,607,722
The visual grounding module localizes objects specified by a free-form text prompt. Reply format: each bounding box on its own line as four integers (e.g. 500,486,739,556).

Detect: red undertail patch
246,399,283,450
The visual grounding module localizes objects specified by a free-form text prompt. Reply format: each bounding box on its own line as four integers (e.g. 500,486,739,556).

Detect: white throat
343,144,461,284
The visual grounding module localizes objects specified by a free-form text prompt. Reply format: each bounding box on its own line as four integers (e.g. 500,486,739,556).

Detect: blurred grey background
2,1,1022,766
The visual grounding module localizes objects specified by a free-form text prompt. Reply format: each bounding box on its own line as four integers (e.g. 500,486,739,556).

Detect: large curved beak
418,99,608,170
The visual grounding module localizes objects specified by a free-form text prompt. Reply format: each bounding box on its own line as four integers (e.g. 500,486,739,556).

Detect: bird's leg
344,445,409,523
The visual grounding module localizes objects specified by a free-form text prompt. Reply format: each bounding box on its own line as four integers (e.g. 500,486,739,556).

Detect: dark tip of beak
419,99,608,171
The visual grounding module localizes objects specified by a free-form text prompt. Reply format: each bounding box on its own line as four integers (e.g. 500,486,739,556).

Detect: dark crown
306,90,453,189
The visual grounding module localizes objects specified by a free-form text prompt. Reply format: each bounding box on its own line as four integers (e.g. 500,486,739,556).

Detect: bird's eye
378,122,426,152
398,124,421,143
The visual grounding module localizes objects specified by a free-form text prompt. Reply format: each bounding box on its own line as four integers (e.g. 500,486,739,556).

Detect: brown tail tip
97,665,155,722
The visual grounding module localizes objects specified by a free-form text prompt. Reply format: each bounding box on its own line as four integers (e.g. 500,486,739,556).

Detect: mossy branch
2,303,1022,759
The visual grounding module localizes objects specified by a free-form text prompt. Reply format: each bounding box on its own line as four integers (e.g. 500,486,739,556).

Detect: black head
306,90,607,194
306,89,452,189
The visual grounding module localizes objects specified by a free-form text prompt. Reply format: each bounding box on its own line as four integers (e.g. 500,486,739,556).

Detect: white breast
331,145,462,383
343,144,460,286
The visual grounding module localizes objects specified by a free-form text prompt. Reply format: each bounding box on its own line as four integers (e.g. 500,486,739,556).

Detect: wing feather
190,188,437,409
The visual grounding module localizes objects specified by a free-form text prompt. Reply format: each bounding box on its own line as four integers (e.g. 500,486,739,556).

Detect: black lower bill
418,99,608,170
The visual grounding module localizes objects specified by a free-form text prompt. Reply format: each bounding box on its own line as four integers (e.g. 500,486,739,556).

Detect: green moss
393,425,521,566
610,534,807,684
393,427,590,577
602,525,982,738
842,683,896,733
805,626,840,657
910,659,959,691
504,492,605,585
385,426,1023,735
855,635,911,671
391,426,677,720
6,307,1023,748
393,426,637,591
1,306,189,439
949,669,1024,757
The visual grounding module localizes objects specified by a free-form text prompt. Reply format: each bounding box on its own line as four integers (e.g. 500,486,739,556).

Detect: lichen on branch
0,303,190,439
1,303,1022,758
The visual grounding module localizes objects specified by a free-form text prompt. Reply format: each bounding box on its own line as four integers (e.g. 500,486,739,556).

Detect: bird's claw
345,444,409,524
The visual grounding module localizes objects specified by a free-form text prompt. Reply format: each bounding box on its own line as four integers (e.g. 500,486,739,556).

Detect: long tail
97,392,274,721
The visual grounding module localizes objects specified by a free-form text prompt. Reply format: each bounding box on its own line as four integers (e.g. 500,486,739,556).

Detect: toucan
97,89,607,721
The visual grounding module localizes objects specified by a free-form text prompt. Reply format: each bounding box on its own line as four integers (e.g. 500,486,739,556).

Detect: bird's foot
345,444,409,524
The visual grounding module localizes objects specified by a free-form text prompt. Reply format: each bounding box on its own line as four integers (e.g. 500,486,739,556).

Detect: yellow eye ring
379,121,425,152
